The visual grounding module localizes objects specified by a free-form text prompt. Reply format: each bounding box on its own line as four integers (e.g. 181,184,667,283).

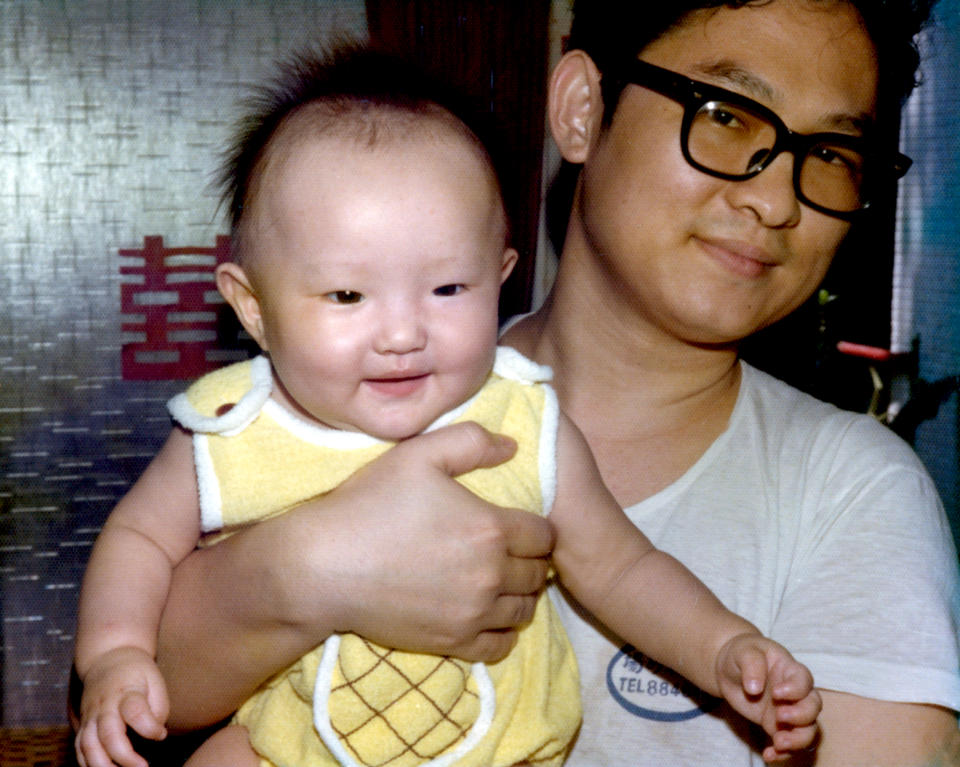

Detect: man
502,2,960,764
148,2,959,765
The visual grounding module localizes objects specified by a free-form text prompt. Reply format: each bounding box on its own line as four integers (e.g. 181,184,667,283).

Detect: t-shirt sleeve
772,416,960,710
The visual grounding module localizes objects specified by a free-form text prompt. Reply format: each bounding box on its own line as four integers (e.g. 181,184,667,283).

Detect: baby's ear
215,262,268,350
500,248,519,285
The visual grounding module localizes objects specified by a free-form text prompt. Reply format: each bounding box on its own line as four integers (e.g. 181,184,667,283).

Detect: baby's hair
218,41,506,263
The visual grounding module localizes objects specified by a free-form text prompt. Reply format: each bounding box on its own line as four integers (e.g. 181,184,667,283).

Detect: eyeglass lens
689,100,865,213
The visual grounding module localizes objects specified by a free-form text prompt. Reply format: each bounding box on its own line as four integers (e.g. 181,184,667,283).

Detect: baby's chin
365,418,441,442
289,407,439,442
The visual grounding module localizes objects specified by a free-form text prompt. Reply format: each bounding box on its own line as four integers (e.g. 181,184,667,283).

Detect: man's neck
513,254,740,416
503,251,743,504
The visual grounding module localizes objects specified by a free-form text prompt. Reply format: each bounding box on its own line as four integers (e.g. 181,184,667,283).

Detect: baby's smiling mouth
363,373,430,396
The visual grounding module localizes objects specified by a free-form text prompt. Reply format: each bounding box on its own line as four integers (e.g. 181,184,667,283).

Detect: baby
74,45,821,767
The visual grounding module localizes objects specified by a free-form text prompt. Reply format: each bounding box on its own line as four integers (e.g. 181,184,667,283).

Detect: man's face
575,1,879,346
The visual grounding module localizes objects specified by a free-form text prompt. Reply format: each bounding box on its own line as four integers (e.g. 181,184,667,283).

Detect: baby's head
215,44,517,441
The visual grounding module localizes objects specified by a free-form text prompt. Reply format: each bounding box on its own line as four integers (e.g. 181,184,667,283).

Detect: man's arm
764,421,960,767
802,692,958,767
157,422,555,730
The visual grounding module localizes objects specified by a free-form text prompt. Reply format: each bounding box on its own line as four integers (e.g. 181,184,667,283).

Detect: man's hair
218,42,504,262
568,0,937,125
543,0,937,252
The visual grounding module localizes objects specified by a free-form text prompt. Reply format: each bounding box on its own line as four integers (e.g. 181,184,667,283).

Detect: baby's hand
75,646,169,767
715,633,822,763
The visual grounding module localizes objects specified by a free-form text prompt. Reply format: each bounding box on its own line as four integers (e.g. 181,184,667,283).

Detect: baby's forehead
237,101,509,264
250,116,498,217
255,104,504,207
271,102,488,163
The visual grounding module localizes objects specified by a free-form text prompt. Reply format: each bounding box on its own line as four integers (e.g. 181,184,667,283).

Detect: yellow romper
167,347,581,767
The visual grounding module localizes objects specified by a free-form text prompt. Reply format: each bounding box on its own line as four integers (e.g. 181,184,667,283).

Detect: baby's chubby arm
549,414,821,761
74,427,202,767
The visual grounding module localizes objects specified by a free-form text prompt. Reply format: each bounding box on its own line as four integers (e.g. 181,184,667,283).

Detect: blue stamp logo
606,645,719,722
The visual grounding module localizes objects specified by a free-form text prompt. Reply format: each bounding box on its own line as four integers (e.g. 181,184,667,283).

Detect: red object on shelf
836,341,893,362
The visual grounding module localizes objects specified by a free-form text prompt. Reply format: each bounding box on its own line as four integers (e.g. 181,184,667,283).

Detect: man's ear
548,50,605,164
215,262,269,350
500,247,519,285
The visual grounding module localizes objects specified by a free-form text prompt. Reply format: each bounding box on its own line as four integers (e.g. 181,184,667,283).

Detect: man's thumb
419,421,517,477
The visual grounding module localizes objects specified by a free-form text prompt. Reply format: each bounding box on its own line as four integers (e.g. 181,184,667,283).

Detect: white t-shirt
553,361,960,766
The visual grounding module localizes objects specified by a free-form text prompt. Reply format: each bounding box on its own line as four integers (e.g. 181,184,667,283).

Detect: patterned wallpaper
0,0,367,727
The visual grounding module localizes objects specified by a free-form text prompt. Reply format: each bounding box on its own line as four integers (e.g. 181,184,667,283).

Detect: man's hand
300,421,556,661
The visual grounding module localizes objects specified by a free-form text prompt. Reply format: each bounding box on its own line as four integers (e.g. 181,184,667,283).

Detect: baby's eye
433,284,465,297
325,290,364,304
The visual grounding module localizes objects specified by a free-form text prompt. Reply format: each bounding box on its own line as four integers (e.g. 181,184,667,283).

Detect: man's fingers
501,506,555,560
413,421,517,478
454,628,520,664
491,592,540,630
501,551,550,596
449,593,541,663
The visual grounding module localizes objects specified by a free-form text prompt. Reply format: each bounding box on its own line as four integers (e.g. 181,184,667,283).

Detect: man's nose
726,151,802,228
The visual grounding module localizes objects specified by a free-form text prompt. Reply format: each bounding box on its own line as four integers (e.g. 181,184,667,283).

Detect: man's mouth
696,236,778,278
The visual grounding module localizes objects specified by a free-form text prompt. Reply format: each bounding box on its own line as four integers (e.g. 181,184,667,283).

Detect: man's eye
811,146,842,166
433,284,465,297
810,144,863,172
704,104,744,129
325,290,364,304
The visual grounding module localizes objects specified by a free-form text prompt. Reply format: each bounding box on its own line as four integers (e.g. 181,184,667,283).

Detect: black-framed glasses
613,58,912,220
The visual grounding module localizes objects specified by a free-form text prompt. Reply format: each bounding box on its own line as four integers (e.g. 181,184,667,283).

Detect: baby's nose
373,308,427,354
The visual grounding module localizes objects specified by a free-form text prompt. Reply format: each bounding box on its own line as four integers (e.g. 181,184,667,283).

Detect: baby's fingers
763,721,820,763
100,709,150,767
775,688,822,728
75,720,112,767
119,690,167,741
735,644,770,698
769,656,815,701
76,710,148,767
